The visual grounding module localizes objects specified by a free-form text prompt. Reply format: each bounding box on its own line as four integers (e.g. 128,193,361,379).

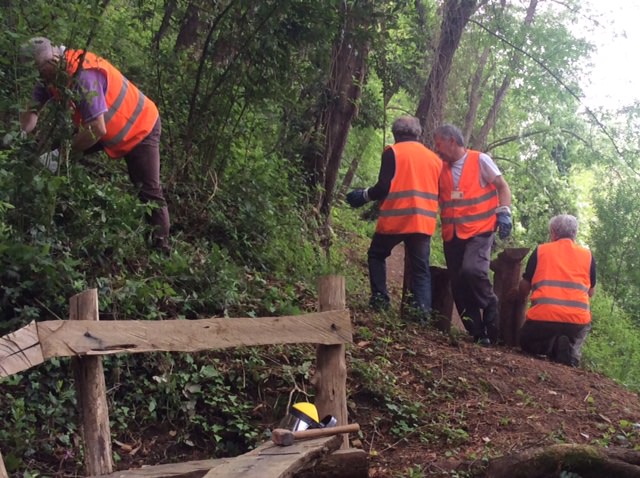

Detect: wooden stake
313,275,349,449
0,449,8,478
490,247,530,346
70,289,113,475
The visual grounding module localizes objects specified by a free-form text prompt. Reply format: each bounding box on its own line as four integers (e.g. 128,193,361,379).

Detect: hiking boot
369,295,390,312
477,337,491,347
554,335,573,366
483,298,499,344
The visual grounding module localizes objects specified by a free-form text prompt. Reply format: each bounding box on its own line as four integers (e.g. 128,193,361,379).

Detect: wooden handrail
0,310,352,378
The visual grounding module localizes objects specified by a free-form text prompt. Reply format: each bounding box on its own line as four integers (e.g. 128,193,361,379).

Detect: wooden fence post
70,289,113,476
0,449,8,478
490,248,530,346
313,275,349,449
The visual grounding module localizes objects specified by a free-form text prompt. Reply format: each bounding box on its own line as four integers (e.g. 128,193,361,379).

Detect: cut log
294,448,368,478
486,444,640,478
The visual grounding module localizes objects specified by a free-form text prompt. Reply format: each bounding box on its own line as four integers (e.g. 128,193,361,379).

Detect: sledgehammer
271,423,360,446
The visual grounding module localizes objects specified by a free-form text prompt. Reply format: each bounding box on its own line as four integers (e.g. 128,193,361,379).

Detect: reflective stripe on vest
65,49,159,158
439,150,498,241
376,142,442,235
526,239,592,324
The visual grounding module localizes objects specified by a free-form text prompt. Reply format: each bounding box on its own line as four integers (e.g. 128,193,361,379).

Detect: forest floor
353,244,640,477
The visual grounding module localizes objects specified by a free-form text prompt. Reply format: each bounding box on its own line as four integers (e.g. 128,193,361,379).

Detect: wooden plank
70,289,113,475
87,458,232,478
202,435,342,478
36,310,352,359
0,321,44,377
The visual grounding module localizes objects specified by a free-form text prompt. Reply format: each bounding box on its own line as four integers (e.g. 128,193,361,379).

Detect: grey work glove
38,149,60,173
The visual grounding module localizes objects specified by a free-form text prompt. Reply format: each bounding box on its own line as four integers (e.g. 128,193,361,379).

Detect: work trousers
443,232,497,337
368,232,432,316
124,119,171,246
519,320,590,366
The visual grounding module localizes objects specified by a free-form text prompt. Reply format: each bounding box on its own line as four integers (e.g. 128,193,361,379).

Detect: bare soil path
351,242,640,477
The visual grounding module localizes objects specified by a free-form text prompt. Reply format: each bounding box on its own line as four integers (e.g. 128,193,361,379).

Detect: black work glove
496,207,512,239
346,188,369,208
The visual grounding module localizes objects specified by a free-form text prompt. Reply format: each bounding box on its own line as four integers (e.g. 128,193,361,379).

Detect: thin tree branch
470,18,640,177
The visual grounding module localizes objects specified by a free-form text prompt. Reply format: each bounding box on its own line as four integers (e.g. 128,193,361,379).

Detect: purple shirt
33,69,108,122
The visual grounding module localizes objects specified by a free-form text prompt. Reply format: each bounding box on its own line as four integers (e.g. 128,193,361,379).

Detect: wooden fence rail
0,275,356,478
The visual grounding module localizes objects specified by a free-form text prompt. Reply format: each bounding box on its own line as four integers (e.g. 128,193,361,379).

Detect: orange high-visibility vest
376,141,442,235
526,238,592,324
439,150,498,241
64,49,159,158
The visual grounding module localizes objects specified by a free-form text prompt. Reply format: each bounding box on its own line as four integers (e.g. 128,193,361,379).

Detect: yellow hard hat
279,402,320,431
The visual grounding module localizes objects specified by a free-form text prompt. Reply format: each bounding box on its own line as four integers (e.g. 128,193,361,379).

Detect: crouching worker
19,37,171,253
517,214,596,366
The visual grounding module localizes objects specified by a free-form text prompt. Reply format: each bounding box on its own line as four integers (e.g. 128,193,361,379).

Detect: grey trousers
443,233,497,336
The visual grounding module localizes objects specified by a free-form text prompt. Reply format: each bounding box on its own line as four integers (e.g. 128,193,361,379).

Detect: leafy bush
583,292,640,392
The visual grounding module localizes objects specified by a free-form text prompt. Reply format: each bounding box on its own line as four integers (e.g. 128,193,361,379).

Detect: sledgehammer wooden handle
272,423,360,446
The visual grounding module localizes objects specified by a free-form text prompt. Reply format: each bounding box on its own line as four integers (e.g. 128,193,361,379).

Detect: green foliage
0,361,80,475
583,292,640,392
591,175,640,317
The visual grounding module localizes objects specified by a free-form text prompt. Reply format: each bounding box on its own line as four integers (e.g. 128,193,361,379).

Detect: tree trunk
175,2,201,51
152,0,177,48
416,0,484,146
300,2,373,253
337,131,375,199
318,12,370,219
462,46,490,144
470,0,538,150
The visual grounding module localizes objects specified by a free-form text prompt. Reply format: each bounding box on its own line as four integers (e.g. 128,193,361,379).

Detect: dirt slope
354,244,640,477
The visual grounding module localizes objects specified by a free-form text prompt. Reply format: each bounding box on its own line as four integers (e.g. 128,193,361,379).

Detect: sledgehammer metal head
271,423,360,446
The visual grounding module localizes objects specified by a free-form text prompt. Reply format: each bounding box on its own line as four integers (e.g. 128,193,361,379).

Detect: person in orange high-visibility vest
434,124,512,346
516,214,596,367
19,37,170,253
346,116,442,321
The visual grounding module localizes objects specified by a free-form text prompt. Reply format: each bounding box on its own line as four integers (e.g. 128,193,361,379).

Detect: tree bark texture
175,2,201,51
486,444,640,478
301,2,371,216
416,0,483,146
318,14,370,219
